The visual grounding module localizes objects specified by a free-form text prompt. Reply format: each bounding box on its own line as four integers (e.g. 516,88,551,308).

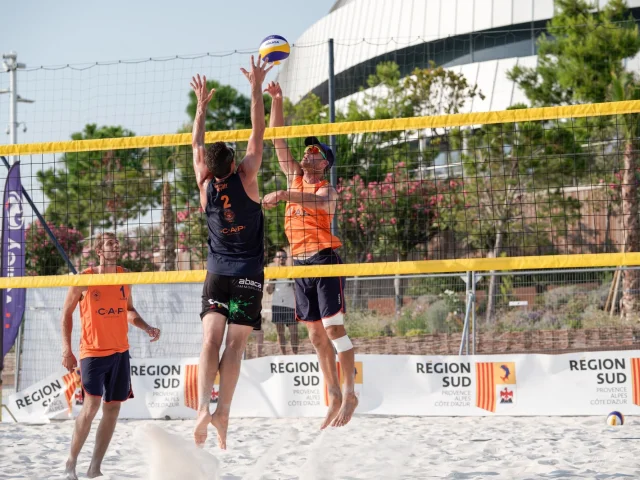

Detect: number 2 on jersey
221,195,231,209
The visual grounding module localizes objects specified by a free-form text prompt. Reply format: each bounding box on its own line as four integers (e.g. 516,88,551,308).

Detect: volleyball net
1,100,640,287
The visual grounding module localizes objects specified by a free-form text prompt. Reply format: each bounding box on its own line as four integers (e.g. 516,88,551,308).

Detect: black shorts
294,249,346,322
272,305,296,325
80,351,133,403
200,272,264,330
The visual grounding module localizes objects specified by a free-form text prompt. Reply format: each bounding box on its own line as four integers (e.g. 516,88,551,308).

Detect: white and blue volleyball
259,35,290,64
606,411,624,426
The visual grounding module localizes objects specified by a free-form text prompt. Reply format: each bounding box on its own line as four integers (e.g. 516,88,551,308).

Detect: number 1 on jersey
120,285,126,298
221,195,231,209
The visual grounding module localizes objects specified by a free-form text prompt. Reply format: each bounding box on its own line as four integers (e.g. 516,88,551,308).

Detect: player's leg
295,277,341,428
87,351,132,478
64,359,108,479
317,254,357,427
210,272,263,449
195,273,228,446
211,323,253,449
271,305,287,355
288,317,299,354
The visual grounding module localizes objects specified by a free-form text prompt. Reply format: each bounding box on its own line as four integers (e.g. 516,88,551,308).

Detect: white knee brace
321,313,353,352
331,335,353,353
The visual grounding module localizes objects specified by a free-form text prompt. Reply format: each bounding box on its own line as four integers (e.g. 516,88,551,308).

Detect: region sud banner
5,350,640,422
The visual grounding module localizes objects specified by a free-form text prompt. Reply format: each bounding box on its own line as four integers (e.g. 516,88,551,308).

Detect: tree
507,0,640,106
337,61,484,183
37,124,156,237
147,147,177,271
508,0,640,317
453,108,584,322
610,72,640,318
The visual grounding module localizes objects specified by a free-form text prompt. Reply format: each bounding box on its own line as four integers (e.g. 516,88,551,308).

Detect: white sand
1,416,639,479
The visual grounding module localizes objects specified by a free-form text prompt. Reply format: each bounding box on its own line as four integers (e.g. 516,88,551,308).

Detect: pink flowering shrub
25,222,84,276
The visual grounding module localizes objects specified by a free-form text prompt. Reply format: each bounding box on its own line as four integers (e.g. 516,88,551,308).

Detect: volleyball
259,35,290,64
606,411,624,426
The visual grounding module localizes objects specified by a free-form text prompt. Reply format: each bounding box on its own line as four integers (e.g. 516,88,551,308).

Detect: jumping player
263,81,358,428
61,232,161,479
190,55,272,449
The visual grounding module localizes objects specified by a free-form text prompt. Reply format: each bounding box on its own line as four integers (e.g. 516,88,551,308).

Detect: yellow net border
2,100,640,156
2,252,640,289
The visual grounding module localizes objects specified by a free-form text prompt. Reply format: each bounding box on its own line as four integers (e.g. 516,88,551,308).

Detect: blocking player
190,55,272,449
61,232,161,480
263,81,358,429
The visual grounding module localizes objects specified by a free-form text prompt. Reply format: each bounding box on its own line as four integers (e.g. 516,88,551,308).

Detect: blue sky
0,0,335,219
0,0,335,145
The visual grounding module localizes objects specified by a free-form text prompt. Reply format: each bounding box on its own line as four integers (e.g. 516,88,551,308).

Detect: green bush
396,299,451,335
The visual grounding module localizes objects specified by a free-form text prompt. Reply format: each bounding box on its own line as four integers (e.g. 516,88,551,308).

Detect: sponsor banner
7,350,640,422
1,161,26,364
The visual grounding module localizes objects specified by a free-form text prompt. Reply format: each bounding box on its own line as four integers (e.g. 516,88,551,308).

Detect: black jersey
205,172,264,276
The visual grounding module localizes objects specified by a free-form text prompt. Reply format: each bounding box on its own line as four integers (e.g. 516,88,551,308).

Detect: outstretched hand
264,81,282,99
241,55,273,89
262,191,282,210
190,74,215,106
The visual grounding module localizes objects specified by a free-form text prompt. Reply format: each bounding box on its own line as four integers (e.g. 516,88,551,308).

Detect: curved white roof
277,0,640,110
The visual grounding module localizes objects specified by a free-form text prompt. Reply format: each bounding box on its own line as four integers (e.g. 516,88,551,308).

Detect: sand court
1,415,639,479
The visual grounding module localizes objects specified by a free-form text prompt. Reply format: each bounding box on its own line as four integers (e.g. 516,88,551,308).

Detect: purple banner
1,162,25,365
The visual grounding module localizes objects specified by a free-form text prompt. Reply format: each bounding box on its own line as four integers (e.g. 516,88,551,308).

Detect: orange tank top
284,176,342,256
79,267,130,359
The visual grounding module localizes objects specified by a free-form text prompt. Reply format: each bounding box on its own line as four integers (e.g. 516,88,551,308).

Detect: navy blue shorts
80,351,134,403
294,249,346,322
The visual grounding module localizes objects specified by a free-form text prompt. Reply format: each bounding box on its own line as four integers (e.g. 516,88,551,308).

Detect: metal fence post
472,271,477,355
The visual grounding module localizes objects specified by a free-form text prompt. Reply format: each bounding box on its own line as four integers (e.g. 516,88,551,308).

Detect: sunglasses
304,145,327,160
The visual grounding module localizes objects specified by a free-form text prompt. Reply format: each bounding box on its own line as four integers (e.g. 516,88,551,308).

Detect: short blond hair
94,232,117,252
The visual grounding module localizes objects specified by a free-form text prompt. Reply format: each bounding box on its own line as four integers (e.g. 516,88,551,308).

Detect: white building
278,0,640,114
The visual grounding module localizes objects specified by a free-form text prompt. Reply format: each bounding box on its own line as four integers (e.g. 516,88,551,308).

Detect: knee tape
331,335,353,353
322,313,344,327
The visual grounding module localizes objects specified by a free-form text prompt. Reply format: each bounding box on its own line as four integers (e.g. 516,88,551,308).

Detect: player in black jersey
190,55,272,449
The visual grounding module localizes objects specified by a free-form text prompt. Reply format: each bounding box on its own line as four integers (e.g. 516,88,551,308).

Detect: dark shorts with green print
200,272,264,330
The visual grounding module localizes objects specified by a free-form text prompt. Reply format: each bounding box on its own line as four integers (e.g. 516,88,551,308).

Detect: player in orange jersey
263,82,358,429
61,232,160,480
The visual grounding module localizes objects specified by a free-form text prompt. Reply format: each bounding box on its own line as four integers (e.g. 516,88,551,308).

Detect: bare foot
331,391,358,427
87,466,103,478
194,410,212,447
320,390,342,430
64,459,78,480
210,411,229,449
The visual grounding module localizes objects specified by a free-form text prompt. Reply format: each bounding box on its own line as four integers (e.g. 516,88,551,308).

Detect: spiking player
190,55,272,449
263,81,358,428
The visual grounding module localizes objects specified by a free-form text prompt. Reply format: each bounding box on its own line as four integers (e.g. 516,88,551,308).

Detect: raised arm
190,74,215,209
263,184,338,216
237,55,273,178
61,286,84,372
265,81,302,182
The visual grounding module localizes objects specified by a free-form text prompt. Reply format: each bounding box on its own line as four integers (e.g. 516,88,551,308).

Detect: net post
459,271,473,355
328,38,338,237
14,318,23,391
0,156,77,274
